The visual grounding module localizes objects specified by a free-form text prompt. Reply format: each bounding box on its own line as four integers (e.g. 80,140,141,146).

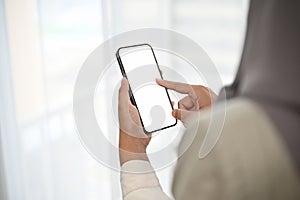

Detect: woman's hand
118,78,151,165
118,77,216,165
156,79,217,127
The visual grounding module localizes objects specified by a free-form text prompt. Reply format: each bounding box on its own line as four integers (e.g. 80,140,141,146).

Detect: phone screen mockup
116,44,177,134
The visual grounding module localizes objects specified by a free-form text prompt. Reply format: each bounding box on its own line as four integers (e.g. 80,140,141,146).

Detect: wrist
119,130,149,165
119,149,149,165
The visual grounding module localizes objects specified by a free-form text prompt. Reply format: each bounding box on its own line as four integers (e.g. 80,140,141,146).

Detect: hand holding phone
118,78,151,165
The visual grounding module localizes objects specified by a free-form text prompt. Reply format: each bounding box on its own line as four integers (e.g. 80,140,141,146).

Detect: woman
118,1,300,199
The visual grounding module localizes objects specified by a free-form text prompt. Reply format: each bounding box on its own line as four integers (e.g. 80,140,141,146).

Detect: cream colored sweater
121,99,300,200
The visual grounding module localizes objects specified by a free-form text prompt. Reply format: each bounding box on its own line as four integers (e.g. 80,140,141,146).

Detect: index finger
156,79,196,98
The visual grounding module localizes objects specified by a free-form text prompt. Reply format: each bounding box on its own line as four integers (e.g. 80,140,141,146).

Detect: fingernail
121,78,127,86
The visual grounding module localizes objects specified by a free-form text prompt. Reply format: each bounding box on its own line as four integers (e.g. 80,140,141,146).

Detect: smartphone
116,43,177,134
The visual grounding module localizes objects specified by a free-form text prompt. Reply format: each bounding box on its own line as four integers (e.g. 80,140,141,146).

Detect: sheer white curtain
0,0,249,200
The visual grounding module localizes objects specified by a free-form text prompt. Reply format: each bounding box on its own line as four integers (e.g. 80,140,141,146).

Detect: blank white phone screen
118,45,176,133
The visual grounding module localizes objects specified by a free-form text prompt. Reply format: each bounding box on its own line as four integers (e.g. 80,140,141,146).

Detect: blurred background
0,0,249,199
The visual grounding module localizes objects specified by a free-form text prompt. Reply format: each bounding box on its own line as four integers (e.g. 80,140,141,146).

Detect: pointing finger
156,79,191,94
156,79,197,99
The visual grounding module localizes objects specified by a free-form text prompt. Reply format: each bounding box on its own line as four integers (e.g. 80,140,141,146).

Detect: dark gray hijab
223,0,300,170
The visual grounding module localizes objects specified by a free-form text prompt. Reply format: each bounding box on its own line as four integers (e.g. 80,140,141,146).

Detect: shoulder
173,98,300,200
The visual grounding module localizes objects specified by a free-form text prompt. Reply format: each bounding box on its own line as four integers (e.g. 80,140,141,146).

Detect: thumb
118,78,129,108
172,109,198,127
172,109,192,121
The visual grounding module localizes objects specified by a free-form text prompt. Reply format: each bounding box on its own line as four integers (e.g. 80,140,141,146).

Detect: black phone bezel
116,43,177,134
